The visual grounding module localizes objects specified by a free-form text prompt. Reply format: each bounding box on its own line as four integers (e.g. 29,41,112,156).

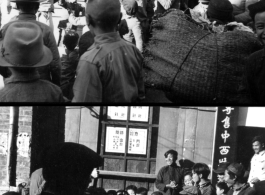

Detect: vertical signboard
212,107,239,185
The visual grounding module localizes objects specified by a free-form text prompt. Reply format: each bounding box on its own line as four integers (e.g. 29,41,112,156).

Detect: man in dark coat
155,150,185,195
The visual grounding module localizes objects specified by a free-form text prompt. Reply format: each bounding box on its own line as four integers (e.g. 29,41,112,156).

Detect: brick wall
0,107,32,193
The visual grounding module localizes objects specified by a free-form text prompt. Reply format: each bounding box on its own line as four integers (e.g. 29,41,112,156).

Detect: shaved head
86,0,121,31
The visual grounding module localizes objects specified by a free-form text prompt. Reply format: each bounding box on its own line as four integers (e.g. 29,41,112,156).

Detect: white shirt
248,150,265,187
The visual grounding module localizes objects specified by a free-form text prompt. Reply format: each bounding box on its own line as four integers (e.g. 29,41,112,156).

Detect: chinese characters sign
128,128,147,154
212,107,238,184
130,107,149,122
105,127,126,153
107,107,128,120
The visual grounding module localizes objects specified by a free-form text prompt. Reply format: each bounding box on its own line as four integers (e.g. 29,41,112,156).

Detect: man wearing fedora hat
0,21,64,102
0,0,61,87
224,163,256,195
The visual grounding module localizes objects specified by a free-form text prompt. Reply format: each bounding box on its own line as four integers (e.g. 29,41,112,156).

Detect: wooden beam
99,170,156,179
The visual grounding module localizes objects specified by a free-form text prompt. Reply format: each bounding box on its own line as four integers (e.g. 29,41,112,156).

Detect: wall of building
0,106,32,192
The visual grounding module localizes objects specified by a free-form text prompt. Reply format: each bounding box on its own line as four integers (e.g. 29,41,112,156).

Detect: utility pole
7,106,19,188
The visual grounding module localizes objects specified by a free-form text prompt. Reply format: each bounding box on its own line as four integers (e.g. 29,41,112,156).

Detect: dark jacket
240,48,265,104
72,32,145,102
0,13,61,86
155,164,185,195
198,180,216,195
227,183,256,195
0,71,64,102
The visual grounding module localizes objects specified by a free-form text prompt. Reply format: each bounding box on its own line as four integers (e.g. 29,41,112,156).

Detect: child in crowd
60,31,79,100
184,172,194,186
192,163,215,195
216,182,229,195
117,190,129,195
180,173,200,195
72,0,145,102
126,185,137,195
240,1,265,103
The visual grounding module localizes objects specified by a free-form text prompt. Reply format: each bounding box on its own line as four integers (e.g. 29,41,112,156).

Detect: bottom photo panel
0,106,264,195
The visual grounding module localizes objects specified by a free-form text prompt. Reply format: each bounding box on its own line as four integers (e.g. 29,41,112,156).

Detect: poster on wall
107,107,128,120
105,126,126,153
128,128,147,154
0,133,8,155
130,106,149,122
17,133,30,157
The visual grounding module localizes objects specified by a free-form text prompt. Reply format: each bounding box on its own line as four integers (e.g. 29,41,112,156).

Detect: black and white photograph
0,106,264,195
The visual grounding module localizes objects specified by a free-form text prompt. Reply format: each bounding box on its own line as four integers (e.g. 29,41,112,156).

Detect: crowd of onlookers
0,0,265,102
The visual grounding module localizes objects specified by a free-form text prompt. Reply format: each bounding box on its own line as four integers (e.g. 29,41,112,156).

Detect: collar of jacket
5,70,40,84
233,183,249,191
199,180,211,188
94,32,121,45
18,13,36,21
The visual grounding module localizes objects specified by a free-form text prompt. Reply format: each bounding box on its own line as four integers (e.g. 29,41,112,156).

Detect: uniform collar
258,150,265,156
5,70,40,84
94,32,121,45
18,13,37,21
199,180,211,188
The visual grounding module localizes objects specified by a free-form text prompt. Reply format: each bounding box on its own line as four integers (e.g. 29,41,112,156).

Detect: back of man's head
136,187,148,195
16,2,40,14
42,143,103,195
86,0,121,31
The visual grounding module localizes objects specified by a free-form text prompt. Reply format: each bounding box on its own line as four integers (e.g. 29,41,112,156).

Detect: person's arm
68,13,86,26
72,60,102,102
45,29,62,86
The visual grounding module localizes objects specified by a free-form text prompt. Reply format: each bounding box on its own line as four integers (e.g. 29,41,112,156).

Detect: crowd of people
2,135,265,195
0,0,265,102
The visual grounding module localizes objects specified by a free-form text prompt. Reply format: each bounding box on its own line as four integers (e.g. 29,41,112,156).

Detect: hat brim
213,168,225,174
0,41,53,68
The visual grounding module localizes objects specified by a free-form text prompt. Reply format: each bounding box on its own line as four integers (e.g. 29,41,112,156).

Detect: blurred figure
126,185,137,195
213,162,231,183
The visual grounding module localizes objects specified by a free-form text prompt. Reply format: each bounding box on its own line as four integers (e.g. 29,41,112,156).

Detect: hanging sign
212,107,239,184
0,133,8,155
105,126,126,153
107,107,128,120
130,106,149,122
17,133,30,157
128,128,147,154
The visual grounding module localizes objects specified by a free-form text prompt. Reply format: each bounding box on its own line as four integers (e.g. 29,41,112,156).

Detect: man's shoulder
79,44,101,63
249,49,264,61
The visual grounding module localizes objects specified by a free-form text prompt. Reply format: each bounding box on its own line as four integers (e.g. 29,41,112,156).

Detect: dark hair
151,192,163,195
63,32,79,51
126,185,137,193
249,0,265,21
16,2,40,12
86,187,107,195
184,171,192,177
78,31,94,57
107,190,117,195
216,182,229,194
252,136,265,145
136,187,148,195
164,150,178,159
117,190,129,195
192,163,210,179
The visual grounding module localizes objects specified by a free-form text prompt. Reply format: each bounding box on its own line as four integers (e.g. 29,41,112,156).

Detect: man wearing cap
0,0,61,87
41,142,103,195
213,162,231,183
0,21,64,102
247,136,265,191
72,0,145,102
224,163,256,195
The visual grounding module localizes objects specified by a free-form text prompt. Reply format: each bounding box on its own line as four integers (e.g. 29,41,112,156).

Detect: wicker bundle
144,9,261,103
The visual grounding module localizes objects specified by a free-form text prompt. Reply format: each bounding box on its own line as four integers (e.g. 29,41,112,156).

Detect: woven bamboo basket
144,9,262,103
